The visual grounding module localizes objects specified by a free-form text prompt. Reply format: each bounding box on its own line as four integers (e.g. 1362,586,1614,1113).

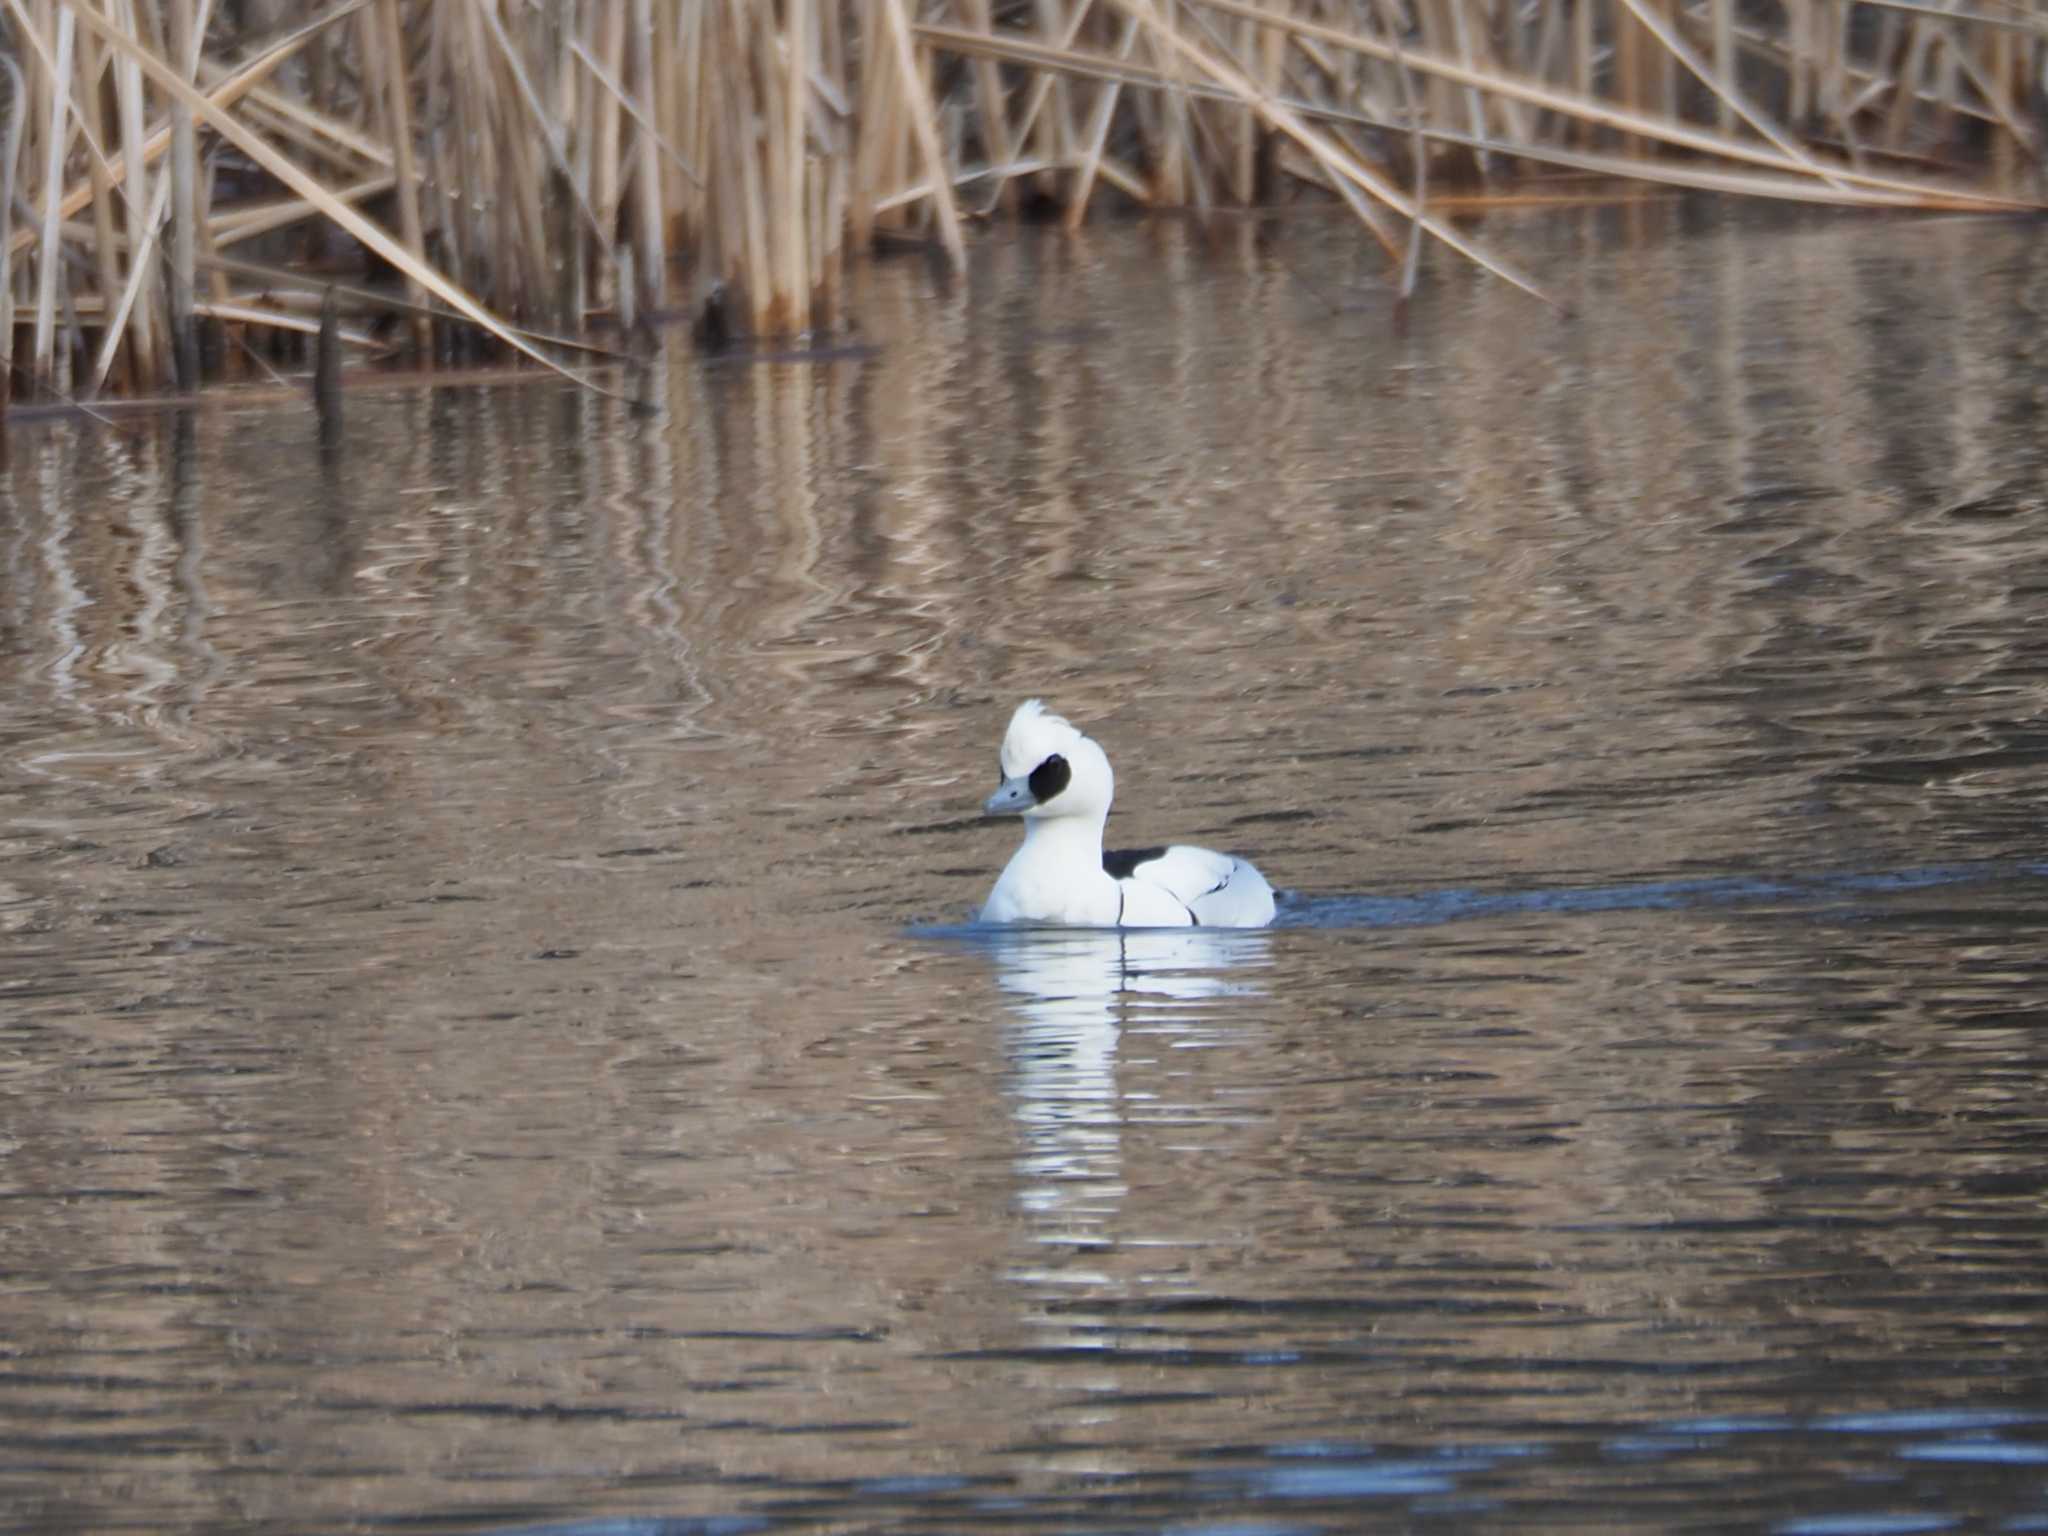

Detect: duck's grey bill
985,778,1035,815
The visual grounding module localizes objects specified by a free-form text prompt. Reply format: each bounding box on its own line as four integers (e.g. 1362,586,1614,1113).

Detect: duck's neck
1020,811,1106,866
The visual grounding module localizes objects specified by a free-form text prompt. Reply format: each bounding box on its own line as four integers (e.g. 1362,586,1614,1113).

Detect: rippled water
3,204,2047,1535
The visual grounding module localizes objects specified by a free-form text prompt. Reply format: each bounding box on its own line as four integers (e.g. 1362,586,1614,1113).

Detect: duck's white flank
979,699,1276,929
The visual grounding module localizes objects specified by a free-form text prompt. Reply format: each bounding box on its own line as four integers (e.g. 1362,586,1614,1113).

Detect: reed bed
1,1,2042,402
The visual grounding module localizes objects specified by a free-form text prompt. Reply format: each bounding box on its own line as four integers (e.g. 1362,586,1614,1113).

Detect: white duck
980,700,1277,928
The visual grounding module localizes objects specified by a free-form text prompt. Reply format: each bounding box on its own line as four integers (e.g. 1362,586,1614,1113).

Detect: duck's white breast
982,849,1122,926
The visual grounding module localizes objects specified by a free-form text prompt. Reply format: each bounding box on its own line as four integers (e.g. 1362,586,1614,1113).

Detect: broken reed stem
372,0,430,356
313,282,340,423
1,0,2043,404
629,0,665,321
167,0,200,387
29,6,68,390
0,48,19,404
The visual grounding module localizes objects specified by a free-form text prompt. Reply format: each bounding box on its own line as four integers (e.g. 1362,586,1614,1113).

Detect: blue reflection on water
1282,860,2048,930
917,862,2048,939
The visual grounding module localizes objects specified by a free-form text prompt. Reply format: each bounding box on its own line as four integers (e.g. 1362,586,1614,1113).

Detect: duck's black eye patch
1028,753,1071,803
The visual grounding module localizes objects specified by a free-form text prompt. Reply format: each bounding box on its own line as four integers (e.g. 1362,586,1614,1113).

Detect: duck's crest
1000,697,1081,775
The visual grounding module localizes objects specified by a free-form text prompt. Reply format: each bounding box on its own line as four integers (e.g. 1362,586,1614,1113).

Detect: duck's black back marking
1104,846,1167,880
1028,753,1071,803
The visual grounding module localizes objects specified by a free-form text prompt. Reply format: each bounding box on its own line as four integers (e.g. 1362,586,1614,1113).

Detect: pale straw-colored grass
0,1,2039,401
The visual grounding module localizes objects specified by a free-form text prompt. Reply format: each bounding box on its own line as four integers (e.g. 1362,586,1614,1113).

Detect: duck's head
984,699,1114,822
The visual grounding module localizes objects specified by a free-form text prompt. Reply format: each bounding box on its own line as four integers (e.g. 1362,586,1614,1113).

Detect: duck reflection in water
979,926,1272,1240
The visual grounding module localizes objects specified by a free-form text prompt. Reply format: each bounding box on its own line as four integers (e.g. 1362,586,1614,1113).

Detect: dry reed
0,1,2041,402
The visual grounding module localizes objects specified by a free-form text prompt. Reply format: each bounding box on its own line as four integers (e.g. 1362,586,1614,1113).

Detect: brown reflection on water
2,204,2047,1532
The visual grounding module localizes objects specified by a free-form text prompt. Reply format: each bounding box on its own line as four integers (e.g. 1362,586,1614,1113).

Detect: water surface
3,204,2047,1533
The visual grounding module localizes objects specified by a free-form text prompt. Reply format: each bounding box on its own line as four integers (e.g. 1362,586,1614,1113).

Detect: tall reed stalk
0,1,2040,402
